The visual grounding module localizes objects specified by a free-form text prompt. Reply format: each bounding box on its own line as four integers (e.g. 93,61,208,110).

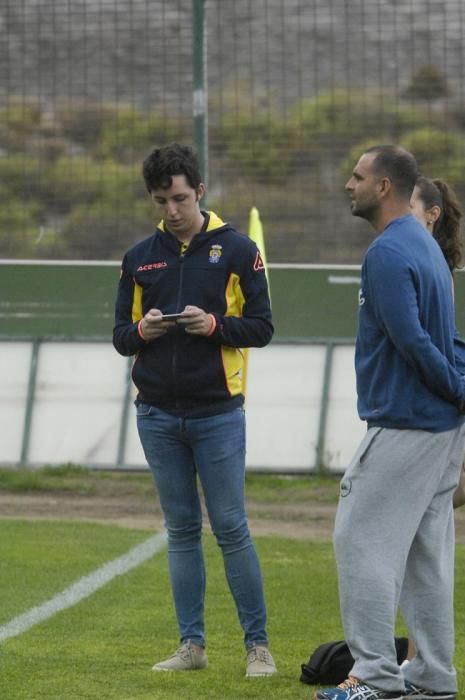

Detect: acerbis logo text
137,261,168,272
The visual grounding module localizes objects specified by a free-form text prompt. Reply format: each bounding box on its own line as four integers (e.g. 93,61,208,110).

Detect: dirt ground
1,483,465,543
0,490,337,540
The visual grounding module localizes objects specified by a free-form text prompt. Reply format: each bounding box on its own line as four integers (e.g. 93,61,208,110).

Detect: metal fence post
315,341,334,473
192,0,208,206
116,356,133,468
20,339,40,466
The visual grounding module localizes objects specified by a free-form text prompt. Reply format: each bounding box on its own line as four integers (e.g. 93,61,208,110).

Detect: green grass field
1,470,465,699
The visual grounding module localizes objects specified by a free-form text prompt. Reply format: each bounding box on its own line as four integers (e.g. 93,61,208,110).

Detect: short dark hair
142,143,202,192
365,144,418,200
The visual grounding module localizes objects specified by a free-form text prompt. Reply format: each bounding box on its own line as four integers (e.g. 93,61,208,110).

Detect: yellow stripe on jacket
132,281,143,323
222,273,246,396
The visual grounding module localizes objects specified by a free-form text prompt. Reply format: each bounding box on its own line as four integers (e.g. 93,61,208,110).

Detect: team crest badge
209,244,222,263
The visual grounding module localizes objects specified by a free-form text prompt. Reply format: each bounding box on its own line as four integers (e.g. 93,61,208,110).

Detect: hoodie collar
158,210,226,235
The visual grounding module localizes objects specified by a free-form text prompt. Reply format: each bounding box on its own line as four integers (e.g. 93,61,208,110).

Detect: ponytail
432,179,463,272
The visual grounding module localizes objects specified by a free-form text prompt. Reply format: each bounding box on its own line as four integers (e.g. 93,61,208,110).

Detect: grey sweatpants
334,424,465,693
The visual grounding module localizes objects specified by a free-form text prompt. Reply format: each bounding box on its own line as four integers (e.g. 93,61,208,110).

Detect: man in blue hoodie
316,146,465,700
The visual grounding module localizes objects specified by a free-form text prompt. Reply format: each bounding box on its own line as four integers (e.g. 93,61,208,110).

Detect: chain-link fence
0,0,464,263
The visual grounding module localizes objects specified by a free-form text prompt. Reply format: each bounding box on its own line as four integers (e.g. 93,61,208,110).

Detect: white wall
0,340,365,472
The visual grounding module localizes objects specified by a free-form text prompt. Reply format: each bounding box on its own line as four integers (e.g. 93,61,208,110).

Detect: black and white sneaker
403,681,455,699
314,676,402,700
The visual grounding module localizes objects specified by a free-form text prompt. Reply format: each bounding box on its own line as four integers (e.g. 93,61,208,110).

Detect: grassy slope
0,464,341,503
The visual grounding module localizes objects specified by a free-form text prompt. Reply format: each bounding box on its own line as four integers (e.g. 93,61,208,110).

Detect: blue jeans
136,403,268,650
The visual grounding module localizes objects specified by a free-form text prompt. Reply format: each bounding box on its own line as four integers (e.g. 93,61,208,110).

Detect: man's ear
196,183,206,202
378,177,392,197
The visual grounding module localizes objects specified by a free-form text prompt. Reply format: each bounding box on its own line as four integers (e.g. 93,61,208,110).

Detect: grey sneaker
152,641,208,671
246,645,277,677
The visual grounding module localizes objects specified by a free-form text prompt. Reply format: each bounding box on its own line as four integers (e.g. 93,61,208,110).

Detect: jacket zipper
172,251,185,407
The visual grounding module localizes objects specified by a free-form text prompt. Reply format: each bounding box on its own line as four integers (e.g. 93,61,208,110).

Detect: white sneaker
152,641,208,671
246,645,277,677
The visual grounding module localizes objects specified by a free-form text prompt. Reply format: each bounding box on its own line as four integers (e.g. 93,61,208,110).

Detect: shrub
61,199,152,260
98,106,189,164
405,65,450,101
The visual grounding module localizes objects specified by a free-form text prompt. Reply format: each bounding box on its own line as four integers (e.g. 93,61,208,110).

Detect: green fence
1,261,465,341
2,261,465,472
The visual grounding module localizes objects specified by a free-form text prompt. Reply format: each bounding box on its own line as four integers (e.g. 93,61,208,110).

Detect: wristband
137,319,147,341
206,313,217,336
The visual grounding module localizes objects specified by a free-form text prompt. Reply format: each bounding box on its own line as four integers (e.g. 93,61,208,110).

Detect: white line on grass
0,532,167,643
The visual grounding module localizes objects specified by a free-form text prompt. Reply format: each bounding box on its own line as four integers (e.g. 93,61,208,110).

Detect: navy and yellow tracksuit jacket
113,211,273,417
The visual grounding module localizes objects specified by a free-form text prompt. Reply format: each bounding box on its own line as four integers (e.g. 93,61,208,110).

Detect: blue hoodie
356,214,465,431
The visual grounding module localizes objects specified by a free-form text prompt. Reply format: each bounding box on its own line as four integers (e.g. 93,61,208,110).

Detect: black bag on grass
300,637,409,686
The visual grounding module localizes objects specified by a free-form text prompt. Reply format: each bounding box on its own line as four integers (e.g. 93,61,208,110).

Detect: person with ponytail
410,176,463,273
404,177,465,666
410,176,465,508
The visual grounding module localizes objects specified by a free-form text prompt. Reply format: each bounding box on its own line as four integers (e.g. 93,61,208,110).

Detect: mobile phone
161,312,184,320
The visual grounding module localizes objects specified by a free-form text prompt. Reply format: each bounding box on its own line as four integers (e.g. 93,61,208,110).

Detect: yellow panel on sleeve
224,272,245,317
222,273,245,395
132,281,143,323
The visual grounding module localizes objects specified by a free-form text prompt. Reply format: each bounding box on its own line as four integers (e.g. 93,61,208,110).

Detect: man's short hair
142,143,202,193
365,145,418,200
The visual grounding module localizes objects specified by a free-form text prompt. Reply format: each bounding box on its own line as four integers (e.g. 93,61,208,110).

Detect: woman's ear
429,204,441,225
